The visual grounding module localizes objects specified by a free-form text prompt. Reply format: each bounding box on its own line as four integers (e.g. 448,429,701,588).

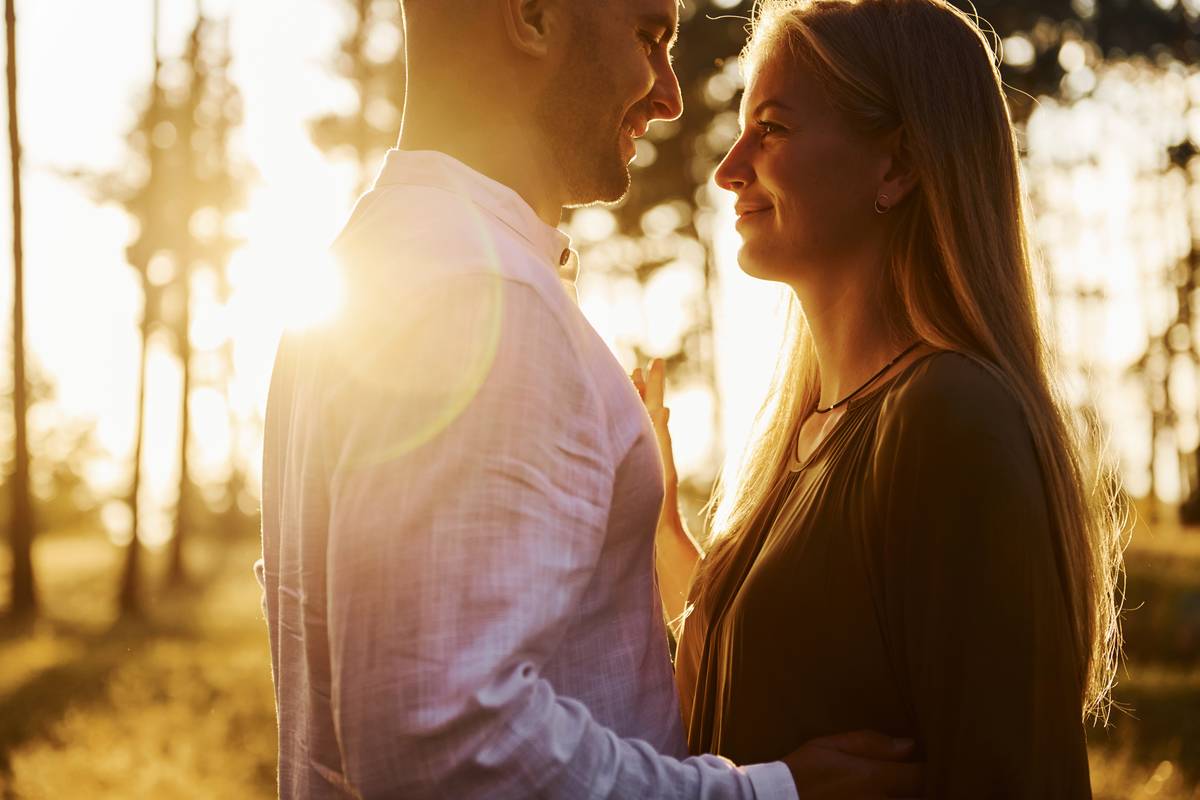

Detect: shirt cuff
745,761,798,800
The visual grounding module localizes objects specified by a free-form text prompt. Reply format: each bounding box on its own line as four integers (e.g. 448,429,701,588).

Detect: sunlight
1023,61,1200,501
711,185,791,524
10,0,1198,517
189,386,234,485
4,4,1198,796
227,243,345,335
219,172,355,439
226,184,347,337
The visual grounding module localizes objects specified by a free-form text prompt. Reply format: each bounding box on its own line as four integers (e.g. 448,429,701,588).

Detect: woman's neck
794,272,909,409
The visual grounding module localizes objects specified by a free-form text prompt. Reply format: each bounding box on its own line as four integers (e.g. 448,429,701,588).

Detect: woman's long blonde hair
701,0,1126,722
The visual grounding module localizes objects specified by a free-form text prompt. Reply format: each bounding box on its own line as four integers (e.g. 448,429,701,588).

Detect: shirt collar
372,149,579,284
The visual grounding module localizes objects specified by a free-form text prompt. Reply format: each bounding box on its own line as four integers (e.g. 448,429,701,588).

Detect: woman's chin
736,249,786,283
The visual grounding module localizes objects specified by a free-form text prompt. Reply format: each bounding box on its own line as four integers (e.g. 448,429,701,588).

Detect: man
258,0,922,797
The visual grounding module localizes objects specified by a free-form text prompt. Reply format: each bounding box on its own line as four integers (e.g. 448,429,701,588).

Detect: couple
257,0,1124,797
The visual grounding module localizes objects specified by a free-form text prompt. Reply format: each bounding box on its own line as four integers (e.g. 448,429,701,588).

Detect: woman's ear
500,0,556,58
877,127,919,207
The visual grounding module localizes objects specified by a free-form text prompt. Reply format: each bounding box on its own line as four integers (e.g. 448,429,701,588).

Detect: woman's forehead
742,48,821,112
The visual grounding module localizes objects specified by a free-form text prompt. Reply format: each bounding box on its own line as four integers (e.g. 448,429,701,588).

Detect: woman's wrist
659,502,702,561
658,495,685,536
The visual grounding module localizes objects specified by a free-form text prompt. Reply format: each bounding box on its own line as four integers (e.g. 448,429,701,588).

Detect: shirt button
559,249,570,266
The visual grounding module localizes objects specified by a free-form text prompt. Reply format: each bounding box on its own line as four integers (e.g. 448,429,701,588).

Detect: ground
0,530,276,799
0,514,1197,799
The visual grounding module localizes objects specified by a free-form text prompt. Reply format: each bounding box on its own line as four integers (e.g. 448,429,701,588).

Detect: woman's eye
756,120,784,137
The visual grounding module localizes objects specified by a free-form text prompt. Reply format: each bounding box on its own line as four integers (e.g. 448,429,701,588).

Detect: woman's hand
632,359,702,626
632,358,679,518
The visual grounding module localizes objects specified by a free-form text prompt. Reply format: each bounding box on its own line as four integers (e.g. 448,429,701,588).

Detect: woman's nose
715,137,751,192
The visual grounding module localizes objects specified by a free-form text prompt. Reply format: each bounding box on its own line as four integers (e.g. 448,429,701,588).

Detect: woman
637,0,1125,796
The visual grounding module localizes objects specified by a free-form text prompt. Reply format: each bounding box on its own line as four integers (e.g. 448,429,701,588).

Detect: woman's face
715,43,889,286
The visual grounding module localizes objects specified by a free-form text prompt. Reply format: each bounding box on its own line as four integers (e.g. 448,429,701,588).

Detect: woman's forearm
655,506,703,624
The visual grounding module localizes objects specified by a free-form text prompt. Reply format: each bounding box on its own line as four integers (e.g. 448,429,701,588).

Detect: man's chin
565,161,631,208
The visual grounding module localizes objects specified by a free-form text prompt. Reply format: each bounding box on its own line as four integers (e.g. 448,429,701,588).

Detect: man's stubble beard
534,26,632,206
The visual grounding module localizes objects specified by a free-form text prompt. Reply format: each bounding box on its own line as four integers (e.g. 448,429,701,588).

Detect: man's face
536,0,684,206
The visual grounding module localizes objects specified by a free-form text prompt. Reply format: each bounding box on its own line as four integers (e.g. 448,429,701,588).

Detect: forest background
1,0,1199,797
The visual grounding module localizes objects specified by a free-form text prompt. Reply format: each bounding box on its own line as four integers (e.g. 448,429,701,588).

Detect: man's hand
783,731,924,799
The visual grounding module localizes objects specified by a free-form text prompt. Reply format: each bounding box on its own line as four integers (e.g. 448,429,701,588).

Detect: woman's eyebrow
738,98,792,130
751,99,794,116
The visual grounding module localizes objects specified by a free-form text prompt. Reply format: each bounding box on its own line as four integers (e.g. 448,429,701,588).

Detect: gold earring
874,194,891,214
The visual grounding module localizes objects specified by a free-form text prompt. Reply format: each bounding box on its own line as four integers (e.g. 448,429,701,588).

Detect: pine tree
166,14,245,585
82,2,246,613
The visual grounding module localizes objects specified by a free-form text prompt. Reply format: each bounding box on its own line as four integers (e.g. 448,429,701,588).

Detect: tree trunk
6,0,36,618
219,333,246,534
168,274,190,584
119,0,160,618
118,303,150,618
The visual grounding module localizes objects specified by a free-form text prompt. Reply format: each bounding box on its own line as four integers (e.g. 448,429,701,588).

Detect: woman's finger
645,358,666,410
653,407,677,484
631,367,646,399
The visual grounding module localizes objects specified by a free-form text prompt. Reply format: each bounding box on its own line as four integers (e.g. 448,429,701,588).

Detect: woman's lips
735,206,772,226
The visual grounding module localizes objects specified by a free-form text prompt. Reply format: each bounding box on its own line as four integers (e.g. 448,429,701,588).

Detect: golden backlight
8,1,1199,551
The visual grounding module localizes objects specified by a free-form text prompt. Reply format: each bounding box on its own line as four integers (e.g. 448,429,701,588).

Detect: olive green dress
675,351,1092,798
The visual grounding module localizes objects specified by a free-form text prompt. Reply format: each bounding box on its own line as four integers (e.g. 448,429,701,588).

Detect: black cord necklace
813,341,922,415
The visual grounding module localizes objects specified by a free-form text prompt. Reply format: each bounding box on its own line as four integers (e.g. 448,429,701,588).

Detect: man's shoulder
333,183,562,297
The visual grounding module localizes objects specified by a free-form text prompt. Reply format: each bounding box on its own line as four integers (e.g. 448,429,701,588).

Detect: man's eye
638,30,663,53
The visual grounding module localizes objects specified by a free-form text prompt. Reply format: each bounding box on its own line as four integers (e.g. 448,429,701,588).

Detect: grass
0,530,276,800
0,517,1197,799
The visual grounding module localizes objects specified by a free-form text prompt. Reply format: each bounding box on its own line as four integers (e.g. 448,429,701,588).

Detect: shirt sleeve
870,353,1091,799
320,273,794,800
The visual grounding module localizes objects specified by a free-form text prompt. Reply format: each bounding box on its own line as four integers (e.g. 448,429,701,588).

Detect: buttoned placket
558,247,580,305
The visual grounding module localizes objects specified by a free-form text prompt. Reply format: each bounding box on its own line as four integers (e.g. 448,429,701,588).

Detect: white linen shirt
257,149,798,800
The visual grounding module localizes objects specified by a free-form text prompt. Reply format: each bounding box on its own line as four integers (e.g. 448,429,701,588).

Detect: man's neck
398,104,564,228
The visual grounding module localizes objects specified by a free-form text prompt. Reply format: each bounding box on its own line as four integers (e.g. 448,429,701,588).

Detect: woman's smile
734,204,773,226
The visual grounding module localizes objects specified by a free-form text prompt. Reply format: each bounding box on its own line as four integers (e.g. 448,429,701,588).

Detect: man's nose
649,60,683,122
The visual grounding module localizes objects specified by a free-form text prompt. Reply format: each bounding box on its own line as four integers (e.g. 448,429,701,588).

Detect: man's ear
501,0,556,58
877,127,919,207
